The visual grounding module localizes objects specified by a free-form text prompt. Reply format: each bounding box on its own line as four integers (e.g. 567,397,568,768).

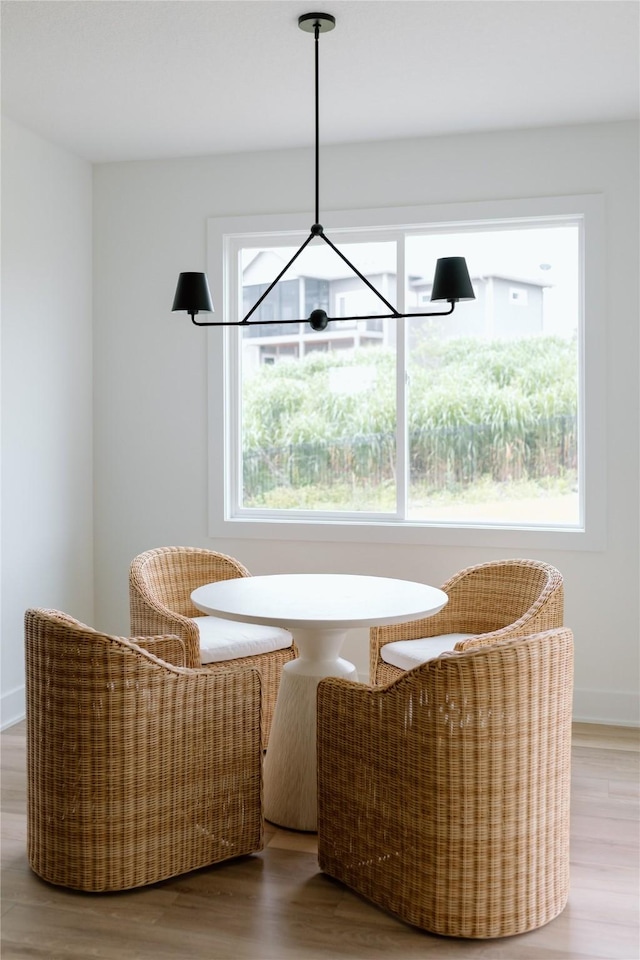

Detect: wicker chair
25,607,263,892
129,546,296,746
318,627,574,938
370,558,563,685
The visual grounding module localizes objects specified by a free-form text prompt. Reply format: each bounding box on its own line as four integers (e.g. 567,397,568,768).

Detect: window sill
209,514,603,552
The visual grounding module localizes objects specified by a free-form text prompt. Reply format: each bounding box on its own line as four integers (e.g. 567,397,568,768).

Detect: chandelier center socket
298,12,336,33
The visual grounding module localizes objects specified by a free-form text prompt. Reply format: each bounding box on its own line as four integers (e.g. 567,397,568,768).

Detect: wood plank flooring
2,721,638,959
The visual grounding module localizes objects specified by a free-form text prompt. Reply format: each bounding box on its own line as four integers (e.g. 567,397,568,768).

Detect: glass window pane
239,241,398,513
405,225,580,525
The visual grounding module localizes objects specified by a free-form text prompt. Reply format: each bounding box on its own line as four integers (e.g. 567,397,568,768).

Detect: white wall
1,117,94,728
3,120,635,726
92,121,639,725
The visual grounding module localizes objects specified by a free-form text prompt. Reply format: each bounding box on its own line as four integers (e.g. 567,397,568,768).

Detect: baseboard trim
1,685,25,731
572,688,639,727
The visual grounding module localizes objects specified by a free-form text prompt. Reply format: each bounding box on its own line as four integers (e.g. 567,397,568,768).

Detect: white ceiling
1,0,638,164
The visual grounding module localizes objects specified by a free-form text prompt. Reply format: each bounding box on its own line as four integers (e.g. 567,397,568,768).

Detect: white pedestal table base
263,628,358,832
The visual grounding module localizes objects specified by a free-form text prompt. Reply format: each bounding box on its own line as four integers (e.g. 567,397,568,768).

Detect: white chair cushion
380,633,476,671
190,616,293,665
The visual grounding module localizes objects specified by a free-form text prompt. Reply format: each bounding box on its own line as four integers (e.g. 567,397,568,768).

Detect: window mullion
396,234,408,519
226,240,242,517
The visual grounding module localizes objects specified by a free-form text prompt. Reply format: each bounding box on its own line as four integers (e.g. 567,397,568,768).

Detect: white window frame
206,195,606,551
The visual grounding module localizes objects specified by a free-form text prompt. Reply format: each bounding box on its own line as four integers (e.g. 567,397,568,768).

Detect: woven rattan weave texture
129,546,296,746
370,558,564,684
25,608,263,892
318,627,574,938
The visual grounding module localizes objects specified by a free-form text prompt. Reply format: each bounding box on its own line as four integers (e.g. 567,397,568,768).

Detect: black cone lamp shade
430,257,475,302
172,272,214,320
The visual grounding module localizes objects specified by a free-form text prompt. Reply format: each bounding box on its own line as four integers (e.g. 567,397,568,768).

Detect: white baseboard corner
1,685,25,731
572,688,639,727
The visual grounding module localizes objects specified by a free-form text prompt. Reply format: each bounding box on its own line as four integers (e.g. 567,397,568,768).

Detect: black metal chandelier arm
191,301,456,328
401,302,455,318
318,230,402,317
192,314,313,328
241,230,316,324
322,303,456,322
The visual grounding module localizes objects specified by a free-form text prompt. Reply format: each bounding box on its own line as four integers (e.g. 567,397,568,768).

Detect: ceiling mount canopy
172,11,475,330
297,11,336,33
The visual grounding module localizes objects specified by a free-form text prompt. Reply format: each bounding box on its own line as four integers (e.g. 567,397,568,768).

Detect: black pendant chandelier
172,11,475,332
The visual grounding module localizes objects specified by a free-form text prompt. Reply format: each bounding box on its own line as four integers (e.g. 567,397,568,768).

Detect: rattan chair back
25,607,263,892
128,546,296,747
371,558,564,684
318,627,574,938
130,545,250,621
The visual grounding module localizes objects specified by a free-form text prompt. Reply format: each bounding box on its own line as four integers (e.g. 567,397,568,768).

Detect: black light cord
315,21,320,228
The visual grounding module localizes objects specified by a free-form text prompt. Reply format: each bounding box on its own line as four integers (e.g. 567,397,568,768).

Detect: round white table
191,573,448,831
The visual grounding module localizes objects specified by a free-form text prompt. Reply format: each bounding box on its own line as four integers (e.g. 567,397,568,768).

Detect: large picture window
207,197,605,548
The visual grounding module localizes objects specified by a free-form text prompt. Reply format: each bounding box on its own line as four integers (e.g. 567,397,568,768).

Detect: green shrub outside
241,335,577,507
